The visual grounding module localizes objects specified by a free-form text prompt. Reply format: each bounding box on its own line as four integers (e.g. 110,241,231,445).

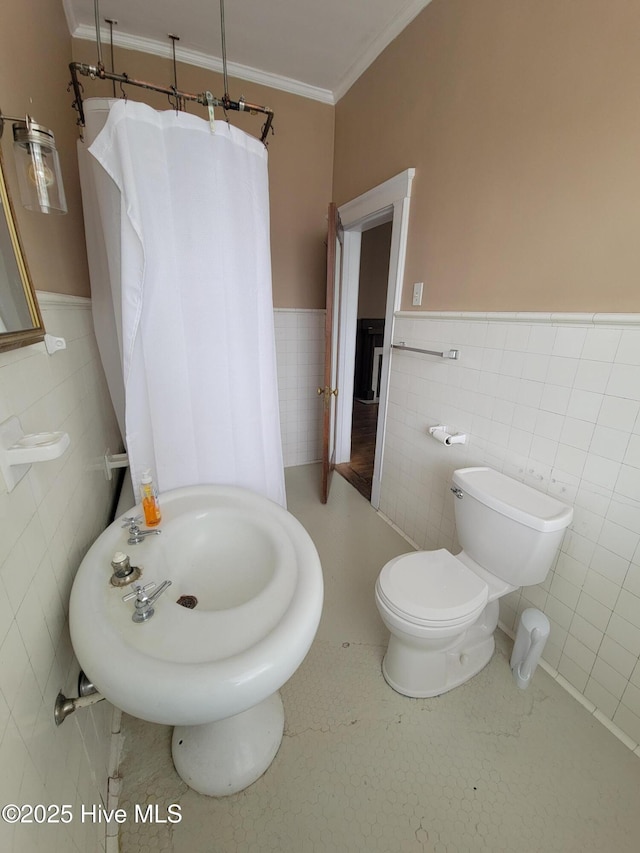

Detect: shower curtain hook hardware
67,75,86,139
168,85,180,115
168,34,181,115
68,0,275,144
262,117,275,143
205,91,216,133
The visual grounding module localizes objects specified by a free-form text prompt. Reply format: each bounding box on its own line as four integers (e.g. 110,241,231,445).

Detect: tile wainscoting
0,293,122,853
7,297,638,853
0,301,322,851
274,309,324,467
379,311,640,750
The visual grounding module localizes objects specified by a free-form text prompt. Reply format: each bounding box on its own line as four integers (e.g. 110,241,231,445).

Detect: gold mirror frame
0,147,45,353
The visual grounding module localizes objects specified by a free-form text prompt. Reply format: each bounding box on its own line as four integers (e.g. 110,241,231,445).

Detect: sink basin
69,484,324,731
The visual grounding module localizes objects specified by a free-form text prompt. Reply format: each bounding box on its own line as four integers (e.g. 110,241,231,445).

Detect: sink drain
177,595,198,609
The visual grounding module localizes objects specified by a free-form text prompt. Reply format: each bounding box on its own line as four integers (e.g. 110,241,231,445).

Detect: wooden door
319,202,343,503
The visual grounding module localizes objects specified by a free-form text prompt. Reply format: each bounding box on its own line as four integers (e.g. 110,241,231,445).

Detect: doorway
330,168,415,509
335,222,392,500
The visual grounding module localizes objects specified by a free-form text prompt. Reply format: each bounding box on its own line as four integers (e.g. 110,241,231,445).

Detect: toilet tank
452,467,573,586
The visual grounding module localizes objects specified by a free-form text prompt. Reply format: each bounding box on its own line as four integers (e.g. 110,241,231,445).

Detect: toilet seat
377,549,489,628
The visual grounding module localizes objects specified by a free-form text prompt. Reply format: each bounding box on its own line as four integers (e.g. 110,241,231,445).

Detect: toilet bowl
375,467,573,698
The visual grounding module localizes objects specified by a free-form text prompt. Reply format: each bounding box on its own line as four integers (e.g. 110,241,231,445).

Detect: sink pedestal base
171,692,285,796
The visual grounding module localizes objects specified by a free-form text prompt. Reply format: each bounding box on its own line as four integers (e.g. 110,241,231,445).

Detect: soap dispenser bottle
140,469,162,527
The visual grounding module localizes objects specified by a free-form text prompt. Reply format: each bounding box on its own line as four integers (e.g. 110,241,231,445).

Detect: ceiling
63,0,433,104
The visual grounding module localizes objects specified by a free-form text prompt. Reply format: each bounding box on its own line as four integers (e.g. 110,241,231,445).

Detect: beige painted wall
0,1,90,297
11,1,638,313
71,40,334,308
358,222,391,318
334,0,640,313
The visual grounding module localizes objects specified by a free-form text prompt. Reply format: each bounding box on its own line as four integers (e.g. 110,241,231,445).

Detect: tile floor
117,464,640,852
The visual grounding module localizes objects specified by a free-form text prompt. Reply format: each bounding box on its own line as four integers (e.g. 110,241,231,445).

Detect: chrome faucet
122,581,172,623
121,516,162,545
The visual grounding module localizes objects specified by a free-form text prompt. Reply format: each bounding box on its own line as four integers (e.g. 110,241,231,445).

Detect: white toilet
375,466,573,698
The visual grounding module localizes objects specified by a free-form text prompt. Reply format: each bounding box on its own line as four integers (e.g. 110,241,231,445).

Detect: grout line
376,510,420,551
273,308,326,314
105,706,126,851
394,310,640,326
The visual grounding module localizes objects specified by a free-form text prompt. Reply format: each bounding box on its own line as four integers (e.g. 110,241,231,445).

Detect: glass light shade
12,122,67,214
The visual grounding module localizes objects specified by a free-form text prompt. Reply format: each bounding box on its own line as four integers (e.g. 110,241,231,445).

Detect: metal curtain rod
392,343,460,360
68,63,275,143
69,0,275,144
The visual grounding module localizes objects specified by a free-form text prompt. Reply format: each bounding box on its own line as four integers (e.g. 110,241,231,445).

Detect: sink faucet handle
122,582,156,603
122,580,171,622
148,580,172,604
121,515,162,544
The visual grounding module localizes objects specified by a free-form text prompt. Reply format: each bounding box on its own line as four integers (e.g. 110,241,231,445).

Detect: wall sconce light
0,110,67,214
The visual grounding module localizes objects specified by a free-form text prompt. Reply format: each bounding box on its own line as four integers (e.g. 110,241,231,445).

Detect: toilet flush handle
450,487,464,499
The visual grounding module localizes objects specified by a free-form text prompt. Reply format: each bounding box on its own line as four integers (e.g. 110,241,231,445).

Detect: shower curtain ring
168,86,179,114
67,77,84,97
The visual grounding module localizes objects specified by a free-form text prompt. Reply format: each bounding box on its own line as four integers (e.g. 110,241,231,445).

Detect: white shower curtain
88,100,285,506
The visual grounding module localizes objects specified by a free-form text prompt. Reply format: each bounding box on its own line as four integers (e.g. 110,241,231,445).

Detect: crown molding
72,24,335,105
334,0,433,102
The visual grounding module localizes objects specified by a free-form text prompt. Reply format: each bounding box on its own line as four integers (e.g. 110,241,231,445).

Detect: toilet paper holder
428,425,467,446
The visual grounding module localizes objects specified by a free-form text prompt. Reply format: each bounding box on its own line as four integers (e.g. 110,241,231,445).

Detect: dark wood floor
335,400,378,501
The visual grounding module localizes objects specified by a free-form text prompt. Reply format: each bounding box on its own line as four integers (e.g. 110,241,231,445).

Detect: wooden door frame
334,169,415,509
320,202,342,503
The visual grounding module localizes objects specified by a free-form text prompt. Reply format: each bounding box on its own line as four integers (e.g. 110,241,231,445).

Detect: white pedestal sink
69,484,323,796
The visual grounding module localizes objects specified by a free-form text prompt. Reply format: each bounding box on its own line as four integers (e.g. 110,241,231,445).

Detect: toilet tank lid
452,467,573,533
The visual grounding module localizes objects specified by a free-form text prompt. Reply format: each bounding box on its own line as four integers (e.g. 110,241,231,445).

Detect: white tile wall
0,294,121,853
0,301,320,851
379,311,640,747
13,298,638,847
274,309,324,467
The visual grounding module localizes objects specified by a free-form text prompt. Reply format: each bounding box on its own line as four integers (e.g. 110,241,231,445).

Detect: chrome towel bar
392,342,460,360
